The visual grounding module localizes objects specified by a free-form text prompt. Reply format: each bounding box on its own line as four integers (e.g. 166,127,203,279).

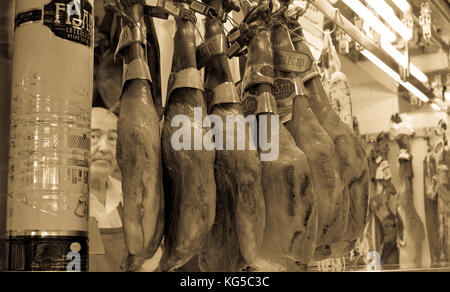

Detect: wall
351,84,399,134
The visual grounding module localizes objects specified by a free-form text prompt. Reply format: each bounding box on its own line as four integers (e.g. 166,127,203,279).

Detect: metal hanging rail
429,0,450,25
308,0,434,102
410,13,449,52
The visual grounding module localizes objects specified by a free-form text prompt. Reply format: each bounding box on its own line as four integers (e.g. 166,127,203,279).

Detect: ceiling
330,0,450,56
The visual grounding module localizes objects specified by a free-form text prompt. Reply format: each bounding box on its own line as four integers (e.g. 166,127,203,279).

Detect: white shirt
90,176,123,229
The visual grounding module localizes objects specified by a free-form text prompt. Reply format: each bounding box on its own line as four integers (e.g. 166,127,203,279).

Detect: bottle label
15,0,94,48
8,236,88,271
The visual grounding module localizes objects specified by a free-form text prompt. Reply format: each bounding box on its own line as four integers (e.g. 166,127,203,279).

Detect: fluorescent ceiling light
366,0,412,40
341,0,396,42
391,0,411,12
431,103,442,111
409,64,429,83
401,81,430,103
361,49,430,103
380,39,429,83
445,91,450,102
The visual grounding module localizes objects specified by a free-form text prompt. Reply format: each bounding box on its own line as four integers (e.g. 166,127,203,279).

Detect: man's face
90,108,118,179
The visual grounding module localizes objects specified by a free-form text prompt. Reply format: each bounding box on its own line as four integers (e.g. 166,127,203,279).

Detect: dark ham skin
271,24,348,247
116,1,164,272
198,16,265,272
159,12,217,272
238,1,318,270
291,36,369,259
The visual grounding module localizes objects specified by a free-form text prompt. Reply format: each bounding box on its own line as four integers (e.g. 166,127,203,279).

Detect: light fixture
390,0,411,12
341,0,396,42
360,49,430,103
342,0,428,83
431,103,442,111
445,91,450,102
366,0,412,40
380,39,429,83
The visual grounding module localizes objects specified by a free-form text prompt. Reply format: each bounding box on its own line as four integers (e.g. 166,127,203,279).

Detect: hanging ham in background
389,115,425,269
368,132,399,266
423,123,444,266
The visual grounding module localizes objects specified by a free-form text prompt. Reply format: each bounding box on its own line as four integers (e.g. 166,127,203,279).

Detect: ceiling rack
309,0,435,104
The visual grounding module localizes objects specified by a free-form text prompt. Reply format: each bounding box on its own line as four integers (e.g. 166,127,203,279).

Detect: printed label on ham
273,49,312,73
273,77,299,100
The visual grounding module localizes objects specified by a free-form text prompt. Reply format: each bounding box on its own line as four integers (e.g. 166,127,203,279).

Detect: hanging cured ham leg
159,3,216,271
113,0,164,271
390,119,425,268
237,0,318,271
369,133,399,265
198,0,265,272
271,11,348,248
424,123,445,265
289,23,369,259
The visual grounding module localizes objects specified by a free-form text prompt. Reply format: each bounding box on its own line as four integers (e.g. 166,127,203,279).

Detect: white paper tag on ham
154,17,175,108
329,71,353,128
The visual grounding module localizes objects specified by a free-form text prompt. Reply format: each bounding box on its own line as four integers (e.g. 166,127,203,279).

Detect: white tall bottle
7,0,94,271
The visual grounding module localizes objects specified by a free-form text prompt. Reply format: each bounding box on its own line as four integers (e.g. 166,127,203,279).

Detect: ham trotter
198,0,265,272
159,3,216,271
289,23,369,259
270,13,348,248
235,0,318,270
113,0,164,272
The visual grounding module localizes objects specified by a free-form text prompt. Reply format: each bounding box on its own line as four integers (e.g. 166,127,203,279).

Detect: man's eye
91,134,99,142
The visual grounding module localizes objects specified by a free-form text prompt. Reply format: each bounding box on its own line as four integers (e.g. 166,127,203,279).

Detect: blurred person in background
89,107,161,271
89,107,125,272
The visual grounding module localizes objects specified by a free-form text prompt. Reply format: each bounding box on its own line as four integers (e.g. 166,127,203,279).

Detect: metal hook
285,0,309,21
298,0,310,17
314,21,335,36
